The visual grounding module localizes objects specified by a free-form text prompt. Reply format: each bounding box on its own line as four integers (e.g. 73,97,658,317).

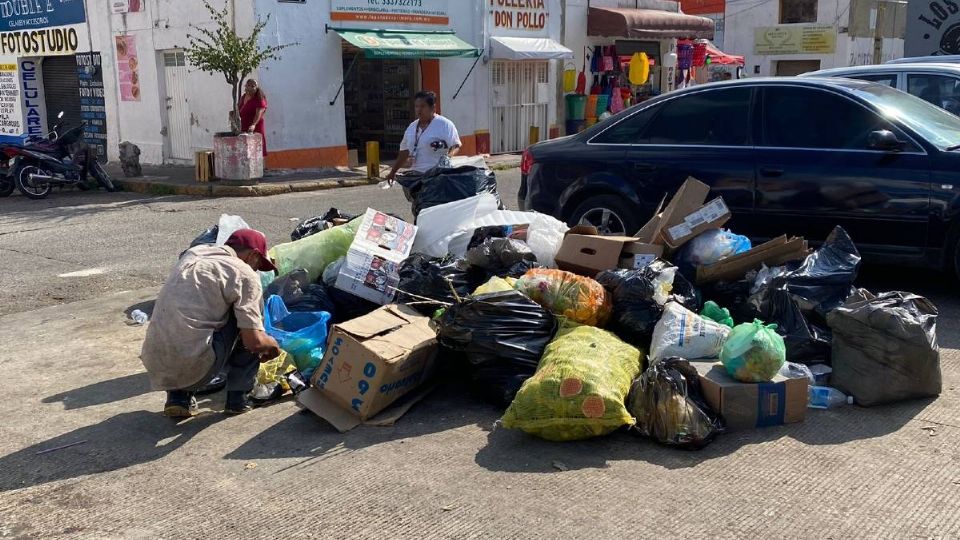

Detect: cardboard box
555,225,663,276
335,208,418,305
299,304,438,432
634,178,731,249
692,361,808,430
696,235,809,284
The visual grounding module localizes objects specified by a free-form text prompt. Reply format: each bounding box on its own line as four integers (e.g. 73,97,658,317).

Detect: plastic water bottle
378,180,392,190
808,385,853,409
130,309,149,325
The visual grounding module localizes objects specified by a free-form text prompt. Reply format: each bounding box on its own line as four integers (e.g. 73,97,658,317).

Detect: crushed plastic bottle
377,180,392,190
808,385,853,409
130,309,149,325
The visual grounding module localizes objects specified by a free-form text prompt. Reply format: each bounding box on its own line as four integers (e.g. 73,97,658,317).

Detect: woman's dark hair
246,79,266,101
414,91,437,107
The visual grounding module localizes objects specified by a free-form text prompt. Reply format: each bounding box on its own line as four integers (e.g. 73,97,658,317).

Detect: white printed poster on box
335,209,418,305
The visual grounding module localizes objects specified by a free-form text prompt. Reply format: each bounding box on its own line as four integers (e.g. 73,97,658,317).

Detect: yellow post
366,141,380,180
529,126,540,146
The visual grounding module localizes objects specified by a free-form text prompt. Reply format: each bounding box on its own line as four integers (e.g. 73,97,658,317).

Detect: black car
520,77,960,276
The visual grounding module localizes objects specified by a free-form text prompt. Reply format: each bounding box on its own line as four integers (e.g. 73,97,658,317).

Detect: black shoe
164,391,198,418
223,391,254,415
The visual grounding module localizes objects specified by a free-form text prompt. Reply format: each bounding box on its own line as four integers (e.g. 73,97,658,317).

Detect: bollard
529,126,540,146
366,141,380,180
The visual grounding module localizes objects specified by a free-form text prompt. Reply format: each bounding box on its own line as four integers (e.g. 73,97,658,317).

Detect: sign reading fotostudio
331,0,449,25
0,0,87,56
906,0,960,56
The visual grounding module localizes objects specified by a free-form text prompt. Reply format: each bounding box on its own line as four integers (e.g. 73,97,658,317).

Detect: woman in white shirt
386,91,462,183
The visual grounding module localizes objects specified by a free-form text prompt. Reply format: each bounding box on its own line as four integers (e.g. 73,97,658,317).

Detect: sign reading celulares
0,0,87,56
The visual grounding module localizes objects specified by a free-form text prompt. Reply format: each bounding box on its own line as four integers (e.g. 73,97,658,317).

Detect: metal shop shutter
42,55,82,133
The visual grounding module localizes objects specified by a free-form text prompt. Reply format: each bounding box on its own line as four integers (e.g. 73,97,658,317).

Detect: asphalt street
1,172,959,538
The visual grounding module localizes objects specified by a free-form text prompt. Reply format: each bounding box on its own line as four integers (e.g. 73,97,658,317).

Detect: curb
115,176,378,197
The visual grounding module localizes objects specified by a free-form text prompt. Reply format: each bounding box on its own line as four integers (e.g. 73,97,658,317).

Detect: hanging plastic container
629,52,649,85
692,42,708,67
677,42,694,70
596,94,610,115
586,94,599,119
565,94,587,120
563,63,577,93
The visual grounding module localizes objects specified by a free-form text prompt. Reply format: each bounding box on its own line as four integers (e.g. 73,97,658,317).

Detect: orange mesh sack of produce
514,269,612,326
500,320,643,441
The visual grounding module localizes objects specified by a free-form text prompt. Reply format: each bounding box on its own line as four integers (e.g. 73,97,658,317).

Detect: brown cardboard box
555,225,663,276
634,178,731,249
298,304,438,432
692,361,808,430
696,235,809,284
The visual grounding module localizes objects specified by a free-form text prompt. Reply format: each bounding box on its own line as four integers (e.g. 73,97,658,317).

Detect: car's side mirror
868,129,904,152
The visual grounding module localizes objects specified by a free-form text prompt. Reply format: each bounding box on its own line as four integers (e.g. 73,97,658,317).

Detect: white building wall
92,0,256,163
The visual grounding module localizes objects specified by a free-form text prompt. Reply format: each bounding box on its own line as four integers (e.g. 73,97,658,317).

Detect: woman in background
239,79,268,156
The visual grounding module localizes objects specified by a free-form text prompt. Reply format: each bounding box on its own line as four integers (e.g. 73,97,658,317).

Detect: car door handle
633,163,657,172
760,167,784,177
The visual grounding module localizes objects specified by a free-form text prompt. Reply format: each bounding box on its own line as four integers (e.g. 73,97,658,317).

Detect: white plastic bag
215,214,251,245
650,302,731,363
413,194,500,258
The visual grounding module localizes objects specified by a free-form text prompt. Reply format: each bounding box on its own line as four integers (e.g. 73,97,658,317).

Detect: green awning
334,28,480,59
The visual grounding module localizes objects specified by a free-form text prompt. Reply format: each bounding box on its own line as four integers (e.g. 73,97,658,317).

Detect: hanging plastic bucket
596,94,610,116
585,95,599,119
565,94,587,120
563,63,577,93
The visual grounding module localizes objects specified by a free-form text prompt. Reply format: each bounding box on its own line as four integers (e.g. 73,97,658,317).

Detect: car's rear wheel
569,194,641,236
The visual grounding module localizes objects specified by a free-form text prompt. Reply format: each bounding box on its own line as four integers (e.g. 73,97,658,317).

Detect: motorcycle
0,111,115,200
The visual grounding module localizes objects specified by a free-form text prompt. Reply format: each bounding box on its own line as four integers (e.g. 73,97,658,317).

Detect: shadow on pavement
42,372,152,410
0,410,223,492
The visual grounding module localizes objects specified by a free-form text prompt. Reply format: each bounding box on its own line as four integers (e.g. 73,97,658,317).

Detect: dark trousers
185,314,259,394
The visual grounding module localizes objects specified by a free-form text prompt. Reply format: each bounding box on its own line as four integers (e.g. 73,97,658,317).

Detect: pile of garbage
191,175,942,447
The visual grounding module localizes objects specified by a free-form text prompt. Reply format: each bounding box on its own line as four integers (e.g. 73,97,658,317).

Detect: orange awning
588,6,715,40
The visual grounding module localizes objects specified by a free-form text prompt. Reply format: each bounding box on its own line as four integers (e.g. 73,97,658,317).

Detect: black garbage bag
291,208,357,241
436,290,558,407
398,166,502,217
756,287,833,365
189,224,219,248
775,226,861,318
701,278,758,323
466,224,530,250
596,259,701,346
328,286,379,324
627,357,725,449
465,238,539,278
395,254,488,315
827,290,941,406
264,269,336,317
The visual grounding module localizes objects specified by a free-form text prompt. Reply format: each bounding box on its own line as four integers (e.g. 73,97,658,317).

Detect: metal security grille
491,60,549,154
163,51,192,161
42,55,82,133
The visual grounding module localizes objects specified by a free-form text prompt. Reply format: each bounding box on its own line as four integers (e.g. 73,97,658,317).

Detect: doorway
775,59,821,76
162,50,192,161
491,60,549,154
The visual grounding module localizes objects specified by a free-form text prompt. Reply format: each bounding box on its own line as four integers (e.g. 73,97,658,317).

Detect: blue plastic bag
263,295,331,379
675,229,752,274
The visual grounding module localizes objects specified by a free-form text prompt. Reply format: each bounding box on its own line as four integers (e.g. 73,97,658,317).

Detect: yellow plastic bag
472,276,516,296
256,350,296,391
501,320,643,441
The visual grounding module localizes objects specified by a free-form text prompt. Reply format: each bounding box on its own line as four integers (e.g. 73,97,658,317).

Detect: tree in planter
185,0,292,135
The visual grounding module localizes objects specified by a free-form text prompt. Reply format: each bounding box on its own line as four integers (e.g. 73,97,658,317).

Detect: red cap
225,229,277,273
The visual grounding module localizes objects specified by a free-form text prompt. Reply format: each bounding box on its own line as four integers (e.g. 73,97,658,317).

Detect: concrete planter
214,133,263,184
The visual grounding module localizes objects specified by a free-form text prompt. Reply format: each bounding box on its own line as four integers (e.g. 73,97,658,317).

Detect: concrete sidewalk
1,286,958,538
108,153,522,198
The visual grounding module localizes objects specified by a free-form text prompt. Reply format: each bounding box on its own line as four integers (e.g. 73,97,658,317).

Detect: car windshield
850,83,960,149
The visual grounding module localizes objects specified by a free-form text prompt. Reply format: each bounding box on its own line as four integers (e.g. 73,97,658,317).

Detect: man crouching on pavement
141,229,282,417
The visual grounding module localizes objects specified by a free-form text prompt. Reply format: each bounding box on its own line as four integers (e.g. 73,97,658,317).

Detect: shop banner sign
490,0,550,33
337,29,479,58
0,60,20,141
111,0,143,14
331,0,449,26
77,52,107,161
0,0,86,31
115,35,140,101
754,25,836,55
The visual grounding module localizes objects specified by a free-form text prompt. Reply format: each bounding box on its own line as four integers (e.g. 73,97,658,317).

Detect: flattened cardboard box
692,361,808,430
634,178,730,249
555,225,663,276
299,304,438,432
696,235,809,284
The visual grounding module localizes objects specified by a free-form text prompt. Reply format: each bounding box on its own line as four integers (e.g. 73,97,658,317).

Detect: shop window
780,0,817,23
641,88,752,146
762,87,886,149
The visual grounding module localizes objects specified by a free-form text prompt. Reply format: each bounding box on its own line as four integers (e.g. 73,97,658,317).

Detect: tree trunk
230,82,241,134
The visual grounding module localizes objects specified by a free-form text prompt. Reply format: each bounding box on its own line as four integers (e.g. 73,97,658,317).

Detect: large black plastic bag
776,226,861,318
436,290,558,407
264,269,336,317
398,166,501,217
395,254,487,314
628,357,724,449
291,208,357,241
189,225,219,248
464,238,538,278
826,290,941,406
757,287,833,365
596,260,701,346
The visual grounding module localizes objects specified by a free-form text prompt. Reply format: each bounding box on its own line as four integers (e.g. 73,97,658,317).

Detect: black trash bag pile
321,257,380,323
395,254,488,315
291,208,357,241
398,166,502,217
757,287,832,365
827,290,941,406
467,225,529,250
189,225,219,248
596,260,702,347
435,290,558,407
264,269,336,316
627,357,724,449
464,237,539,278
700,278,758,324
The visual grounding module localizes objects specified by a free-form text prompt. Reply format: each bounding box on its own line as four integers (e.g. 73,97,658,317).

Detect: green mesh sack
267,219,360,282
500,320,642,441
720,320,786,382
